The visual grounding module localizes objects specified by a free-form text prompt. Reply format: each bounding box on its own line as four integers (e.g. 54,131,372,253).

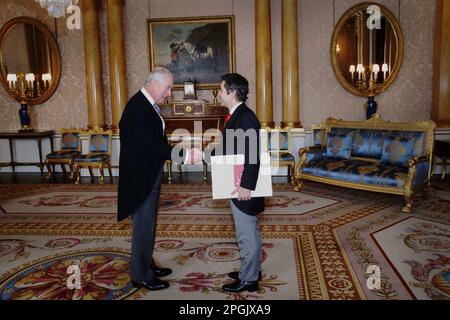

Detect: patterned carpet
0,181,449,300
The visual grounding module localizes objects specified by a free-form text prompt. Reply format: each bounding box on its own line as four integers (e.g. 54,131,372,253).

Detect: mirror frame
330,2,404,97
0,16,61,106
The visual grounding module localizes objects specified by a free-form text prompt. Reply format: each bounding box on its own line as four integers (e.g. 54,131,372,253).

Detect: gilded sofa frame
294,114,436,213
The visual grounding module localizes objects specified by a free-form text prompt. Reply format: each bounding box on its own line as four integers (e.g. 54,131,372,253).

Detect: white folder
210,153,273,200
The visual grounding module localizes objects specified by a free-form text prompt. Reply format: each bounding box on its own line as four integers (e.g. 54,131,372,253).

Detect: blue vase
366,96,377,119
18,104,31,129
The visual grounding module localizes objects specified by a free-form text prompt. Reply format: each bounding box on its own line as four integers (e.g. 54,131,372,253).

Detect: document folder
211,153,273,200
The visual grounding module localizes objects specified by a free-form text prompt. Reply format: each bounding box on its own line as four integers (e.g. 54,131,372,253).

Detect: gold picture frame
148,15,236,91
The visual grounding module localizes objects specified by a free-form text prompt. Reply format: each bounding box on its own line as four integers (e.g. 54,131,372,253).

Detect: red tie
225,113,231,124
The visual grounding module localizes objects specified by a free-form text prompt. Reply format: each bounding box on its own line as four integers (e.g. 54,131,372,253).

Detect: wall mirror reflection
331,3,404,99
0,16,61,107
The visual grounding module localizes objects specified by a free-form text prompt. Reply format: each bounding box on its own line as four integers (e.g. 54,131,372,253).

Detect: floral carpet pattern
0,181,449,300
0,187,337,215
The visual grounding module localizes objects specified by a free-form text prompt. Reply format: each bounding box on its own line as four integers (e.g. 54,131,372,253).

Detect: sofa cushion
326,132,353,160
381,136,415,167
312,128,326,147
352,129,384,159
46,150,81,159
302,159,408,188
380,131,425,157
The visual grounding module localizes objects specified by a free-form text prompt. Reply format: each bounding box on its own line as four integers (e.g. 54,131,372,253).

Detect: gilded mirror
0,16,61,106
331,2,404,97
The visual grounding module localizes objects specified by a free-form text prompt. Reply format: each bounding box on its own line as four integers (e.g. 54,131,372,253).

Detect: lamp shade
42,73,52,81
25,73,35,81
7,74,17,82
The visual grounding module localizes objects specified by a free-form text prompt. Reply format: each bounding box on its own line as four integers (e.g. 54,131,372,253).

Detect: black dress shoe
222,280,259,293
152,267,172,278
132,278,170,291
228,271,262,281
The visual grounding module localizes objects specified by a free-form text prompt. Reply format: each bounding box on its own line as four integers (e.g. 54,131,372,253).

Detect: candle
25,73,35,89
357,64,364,80
372,64,380,82
42,73,52,88
7,73,17,90
382,64,389,81
349,65,356,80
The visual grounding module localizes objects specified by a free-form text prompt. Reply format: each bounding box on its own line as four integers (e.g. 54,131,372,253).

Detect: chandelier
34,0,78,18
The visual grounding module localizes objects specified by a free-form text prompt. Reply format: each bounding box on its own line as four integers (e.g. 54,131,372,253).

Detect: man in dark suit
117,67,174,291
217,73,265,293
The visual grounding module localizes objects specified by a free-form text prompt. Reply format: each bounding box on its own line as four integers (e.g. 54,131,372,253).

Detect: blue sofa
294,114,436,213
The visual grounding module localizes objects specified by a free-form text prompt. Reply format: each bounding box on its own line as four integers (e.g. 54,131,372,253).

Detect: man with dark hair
218,73,265,293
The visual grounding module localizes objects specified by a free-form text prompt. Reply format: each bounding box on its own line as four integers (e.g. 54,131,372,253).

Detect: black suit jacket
117,91,173,222
220,103,265,216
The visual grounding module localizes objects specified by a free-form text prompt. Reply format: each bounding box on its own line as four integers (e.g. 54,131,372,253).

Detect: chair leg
291,164,296,185
99,165,105,184
402,194,413,213
442,158,447,180
107,163,113,182
68,161,75,180
88,167,94,180
74,165,81,184
431,157,437,176
45,160,52,180
61,163,67,175
287,164,293,185
203,161,208,182
167,161,172,184
294,179,304,192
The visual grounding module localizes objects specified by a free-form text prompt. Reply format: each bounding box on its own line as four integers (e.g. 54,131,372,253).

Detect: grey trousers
230,200,262,282
131,170,162,282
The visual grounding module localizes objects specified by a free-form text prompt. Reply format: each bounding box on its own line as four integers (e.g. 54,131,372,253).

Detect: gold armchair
266,128,295,184
44,128,81,180
74,129,113,184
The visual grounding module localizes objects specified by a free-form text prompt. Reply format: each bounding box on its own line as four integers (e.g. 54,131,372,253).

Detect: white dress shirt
141,88,165,133
229,102,243,117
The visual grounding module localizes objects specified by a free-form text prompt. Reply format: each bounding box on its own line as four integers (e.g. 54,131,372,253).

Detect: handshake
184,148,204,165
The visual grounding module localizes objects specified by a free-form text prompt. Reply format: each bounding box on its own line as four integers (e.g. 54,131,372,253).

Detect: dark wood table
0,130,55,174
434,140,450,179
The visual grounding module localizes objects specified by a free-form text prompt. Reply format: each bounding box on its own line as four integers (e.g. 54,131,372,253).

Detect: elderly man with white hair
117,66,174,291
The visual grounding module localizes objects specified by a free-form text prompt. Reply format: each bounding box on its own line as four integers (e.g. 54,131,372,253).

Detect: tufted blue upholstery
326,132,354,160
381,136,415,167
